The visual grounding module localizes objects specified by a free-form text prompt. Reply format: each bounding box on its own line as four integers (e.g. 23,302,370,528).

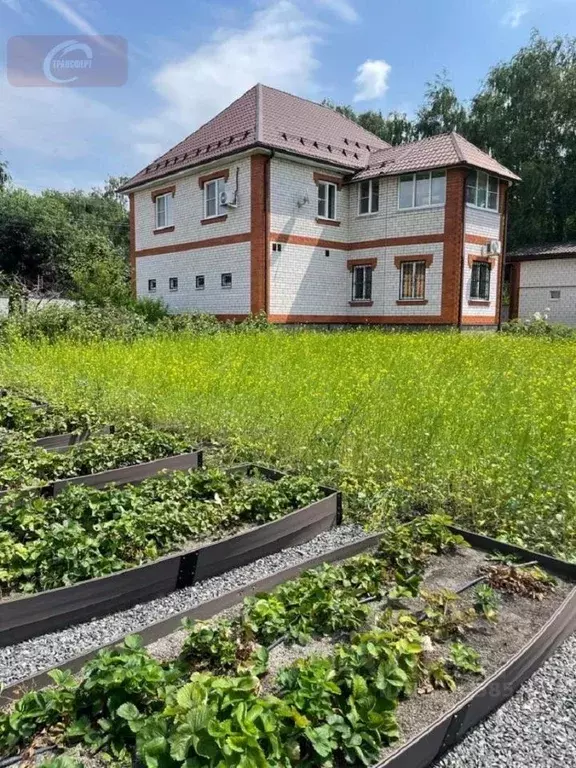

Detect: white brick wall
518,258,576,325
461,205,501,319
136,242,251,314
134,156,251,253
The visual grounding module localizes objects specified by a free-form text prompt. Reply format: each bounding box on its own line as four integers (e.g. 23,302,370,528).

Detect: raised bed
1,527,574,768
0,464,339,647
33,425,115,452
0,448,203,500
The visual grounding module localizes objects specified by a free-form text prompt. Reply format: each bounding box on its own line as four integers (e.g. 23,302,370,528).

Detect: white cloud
501,1,528,26
353,58,391,102
1,0,25,14
39,0,100,35
133,0,321,156
313,0,359,22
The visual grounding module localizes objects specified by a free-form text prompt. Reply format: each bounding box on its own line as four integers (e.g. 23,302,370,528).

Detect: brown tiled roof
507,242,576,262
119,84,390,191
351,132,520,183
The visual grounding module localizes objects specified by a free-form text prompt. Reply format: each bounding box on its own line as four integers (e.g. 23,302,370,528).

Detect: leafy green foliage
0,467,322,594
474,583,500,623
0,394,93,437
449,643,484,676
418,589,477,640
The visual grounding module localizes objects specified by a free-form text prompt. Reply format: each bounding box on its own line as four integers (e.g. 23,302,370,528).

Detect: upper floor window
318,181,337,220
400,261,426,300
155,193,173,229
359,179,379,215
470,261,491,300
466,171,499,211
204,177,226,219
398,170,446,210
352,265,372,301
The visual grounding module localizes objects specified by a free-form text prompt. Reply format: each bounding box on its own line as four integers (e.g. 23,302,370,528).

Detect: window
398,171,446,209
400,261,426,300
155,193,173,229
204,177,226,219
550,289,561,300
352,265,372,301
359,179,379,215
470,262,491,300
272,242,282,253
325,250,330,258
148,279,157,293
196,275,205,290
466,171,499,211
221,273,232,288
318,181,337,220
169,277,178,291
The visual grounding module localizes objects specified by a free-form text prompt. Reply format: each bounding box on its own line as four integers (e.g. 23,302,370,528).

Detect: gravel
0,524,365,687
434,631,576,768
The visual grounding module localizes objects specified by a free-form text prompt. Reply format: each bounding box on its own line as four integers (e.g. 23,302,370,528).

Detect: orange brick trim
269,232,444,252
250,154,267,315
496,180,508,325
465,234,492,245
153,225,175,235
349,301,373,307
467,254,493,269
461,315,497,326
129,192,136,297
442,168,467,326
135,232,251,258
201,215,228,225
313,172,343,189
396,299,428,306
150,185,176,201
268,314,447,325
316,217,341,227
198,169,230,188
347,257,377,271
393,254,434,269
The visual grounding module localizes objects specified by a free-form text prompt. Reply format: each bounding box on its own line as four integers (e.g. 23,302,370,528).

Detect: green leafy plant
474,583,500,622
418,589,477,640
449,643,484,676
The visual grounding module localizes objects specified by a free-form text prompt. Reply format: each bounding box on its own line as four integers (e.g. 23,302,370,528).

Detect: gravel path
435,631,576,768
0,524,365,687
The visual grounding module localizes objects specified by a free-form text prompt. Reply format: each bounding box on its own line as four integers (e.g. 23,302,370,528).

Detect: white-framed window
352,265,373,301
550,289,561,300
148,279,157,293
196,275,205,290
155,193,173,229
169,277,178,291
466,170,499,211
470,262,491,300
398,170,446,210
317,181,337,220
221,272,232,289
204,178,226,219
400,261,426,300
358,179,379,215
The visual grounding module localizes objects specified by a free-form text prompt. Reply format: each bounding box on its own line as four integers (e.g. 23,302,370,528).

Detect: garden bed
2,518,574,768
0,465,338,646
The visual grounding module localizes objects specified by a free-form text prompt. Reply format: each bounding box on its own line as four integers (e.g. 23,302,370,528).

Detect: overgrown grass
1,330,575,559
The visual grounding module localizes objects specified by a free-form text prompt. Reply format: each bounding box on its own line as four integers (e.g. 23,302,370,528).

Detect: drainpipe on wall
264,149,275,315
456,170,467,331
497,184,510,330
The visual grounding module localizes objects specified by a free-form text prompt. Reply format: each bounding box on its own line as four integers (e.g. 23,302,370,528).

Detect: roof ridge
450,132,465,163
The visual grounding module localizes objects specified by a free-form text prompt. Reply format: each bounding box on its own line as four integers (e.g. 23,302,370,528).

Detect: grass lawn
1,330,575,559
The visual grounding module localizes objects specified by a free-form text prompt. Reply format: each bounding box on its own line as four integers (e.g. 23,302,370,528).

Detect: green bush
502,314,576,339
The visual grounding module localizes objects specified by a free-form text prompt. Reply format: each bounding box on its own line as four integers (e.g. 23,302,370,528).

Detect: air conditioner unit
485,240,501,256
219,190,237,208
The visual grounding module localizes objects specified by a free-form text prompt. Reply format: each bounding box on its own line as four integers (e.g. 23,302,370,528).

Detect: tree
414,70,468,138
0,151,10,190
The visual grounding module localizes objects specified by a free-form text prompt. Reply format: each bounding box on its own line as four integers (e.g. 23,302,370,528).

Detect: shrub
502,313,576,339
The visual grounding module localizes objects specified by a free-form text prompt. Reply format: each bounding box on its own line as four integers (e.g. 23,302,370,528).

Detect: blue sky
1,0,575,192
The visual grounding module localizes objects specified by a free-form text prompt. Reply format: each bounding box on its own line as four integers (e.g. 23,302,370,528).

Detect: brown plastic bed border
2,527,575,768
0,463,340,648
33,425,115,452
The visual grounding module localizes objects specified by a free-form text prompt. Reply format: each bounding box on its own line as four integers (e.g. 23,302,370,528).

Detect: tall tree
414,70,468,138
0,151,10,190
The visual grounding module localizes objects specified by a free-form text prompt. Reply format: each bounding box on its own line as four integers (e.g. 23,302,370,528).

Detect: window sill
357,211,380,218
316,217,341,227
349,301,373,307
397,203,445,213
396,299,428,305
465,203,499,214
201,215,228,225
153,226,175,235
468,299,491,305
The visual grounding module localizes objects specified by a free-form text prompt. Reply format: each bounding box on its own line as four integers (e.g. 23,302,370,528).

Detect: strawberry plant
473,583,500,622
449,643,484,676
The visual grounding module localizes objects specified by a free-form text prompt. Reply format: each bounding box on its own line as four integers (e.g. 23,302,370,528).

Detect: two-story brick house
119,84,519,327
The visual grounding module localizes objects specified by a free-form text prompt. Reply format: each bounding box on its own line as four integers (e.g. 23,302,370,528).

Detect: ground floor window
196,275,205,290
169,277,178,291
148,279,156,292
221,273,232,288
400,261,426,300
352,265,373,301
470,261,491,300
